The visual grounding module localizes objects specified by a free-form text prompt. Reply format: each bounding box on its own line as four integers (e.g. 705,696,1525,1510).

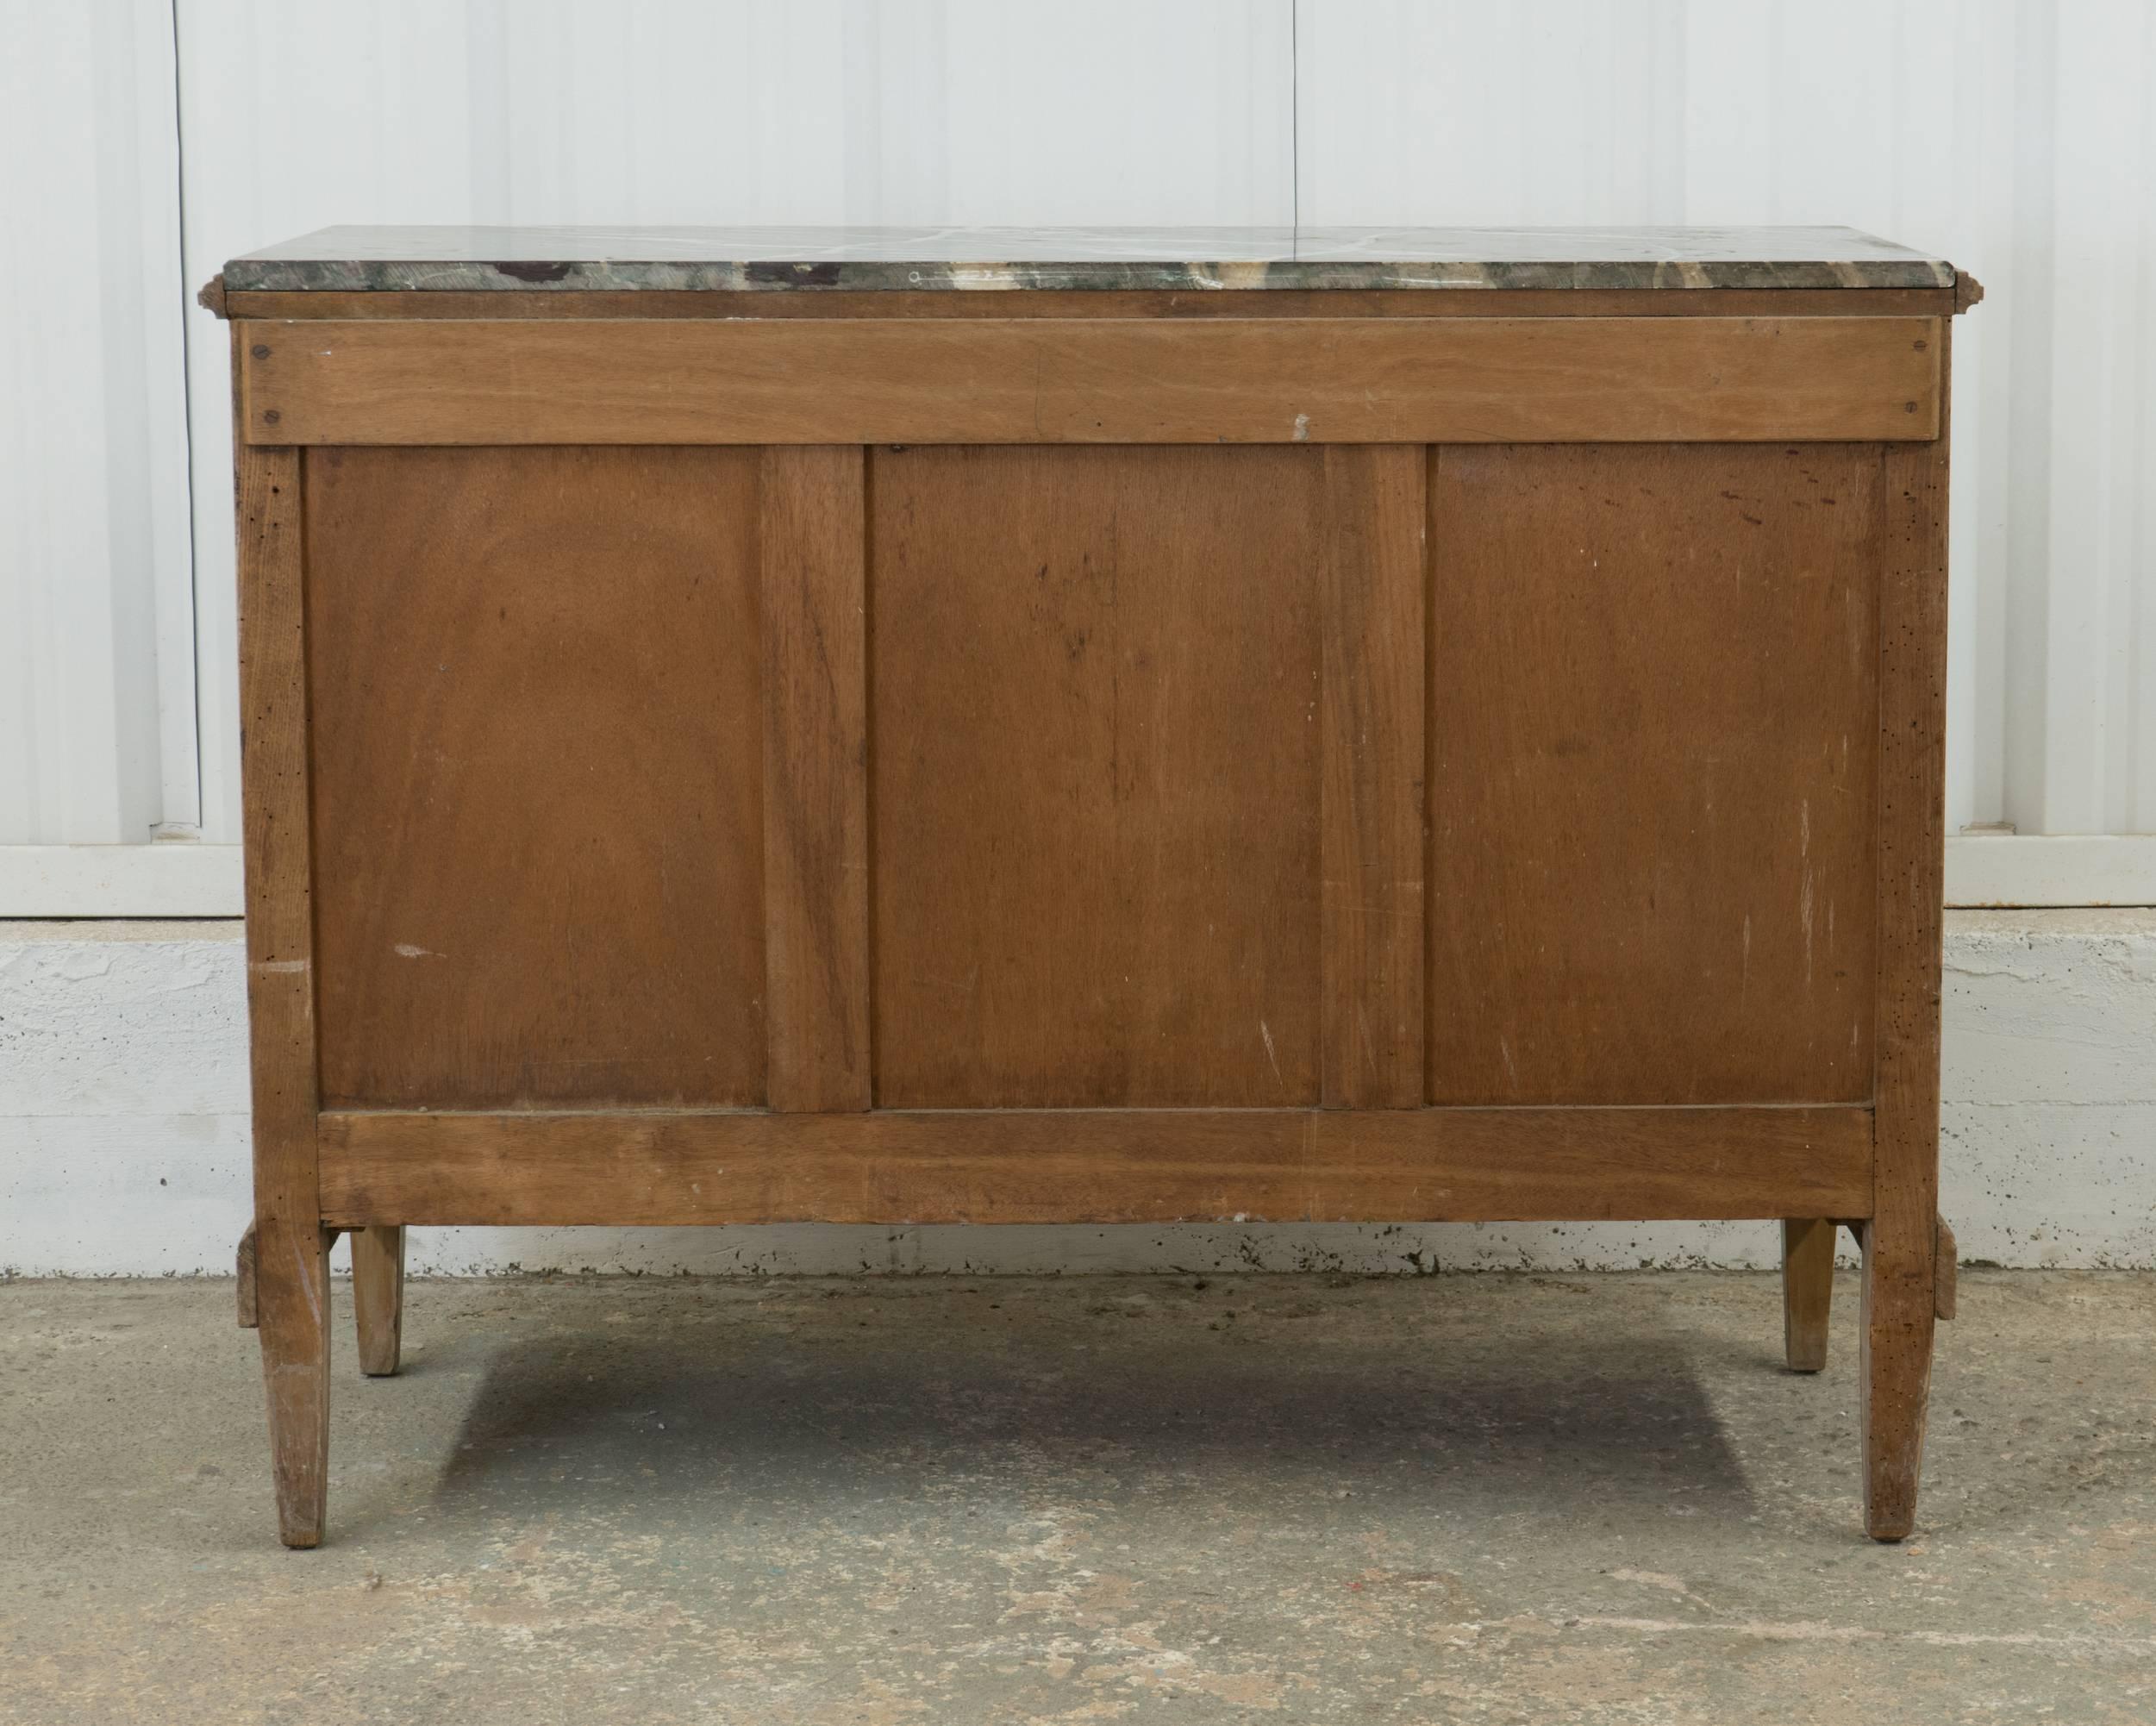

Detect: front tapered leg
255,1216,332,1548
1781,1218,1836,1372
351,1225,406,1377
1859,1215,1936,1542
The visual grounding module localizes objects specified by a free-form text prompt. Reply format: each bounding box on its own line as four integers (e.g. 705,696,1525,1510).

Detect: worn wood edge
235,1222,259,1327
239,316,1943,446
316,1104,1873,1228
222,285,1965,322
1934,1216,1958,1320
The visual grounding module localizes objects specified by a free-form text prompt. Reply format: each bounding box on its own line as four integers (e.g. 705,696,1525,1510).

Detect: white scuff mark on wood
252,959,306,975
1291,413,1310,441
284,1231,322,1330
1259,1020,1283,1088
392,943,445,960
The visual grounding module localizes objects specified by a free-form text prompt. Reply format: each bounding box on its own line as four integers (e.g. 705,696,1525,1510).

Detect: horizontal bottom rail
317,1104,1872,1228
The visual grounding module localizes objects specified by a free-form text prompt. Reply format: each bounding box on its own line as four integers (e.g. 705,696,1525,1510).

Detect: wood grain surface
234,430,331,1548
1320,446,1427,1107
349,1225,403,1376
1426,443,1884,1106
869,446,1324,1108
1862,332,1953,1540
761,447,872,1111
317,1104,1873,1228
304,446,768,1109
1781,1216,1837,1372
239,316,1942,446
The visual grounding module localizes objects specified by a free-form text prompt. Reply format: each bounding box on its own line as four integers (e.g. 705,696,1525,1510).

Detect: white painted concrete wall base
4,911,2151,1278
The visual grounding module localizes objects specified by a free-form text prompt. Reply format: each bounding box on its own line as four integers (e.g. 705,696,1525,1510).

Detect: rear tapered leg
255,1216,332,1548
1780,1218,1836,1372
351,1225,406,1377
1859,1215,1937,1542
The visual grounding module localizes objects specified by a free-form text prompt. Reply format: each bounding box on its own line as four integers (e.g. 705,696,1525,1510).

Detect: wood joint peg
236,1222,259,1328
1934,1216,1958,1321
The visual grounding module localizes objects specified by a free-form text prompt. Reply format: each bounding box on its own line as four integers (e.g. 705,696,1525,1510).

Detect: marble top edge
224,225,1956,292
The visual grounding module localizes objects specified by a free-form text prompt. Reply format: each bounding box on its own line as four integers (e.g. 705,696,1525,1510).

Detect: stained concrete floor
3,1271,2153,1725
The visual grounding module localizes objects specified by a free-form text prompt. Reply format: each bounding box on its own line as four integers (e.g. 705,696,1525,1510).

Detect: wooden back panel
869,446,1328,1108
305,446,768,1108
1427,443,1883,1105
297,435,1896,1116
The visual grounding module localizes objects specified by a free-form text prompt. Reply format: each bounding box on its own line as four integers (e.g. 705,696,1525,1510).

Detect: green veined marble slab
224,225,1956,294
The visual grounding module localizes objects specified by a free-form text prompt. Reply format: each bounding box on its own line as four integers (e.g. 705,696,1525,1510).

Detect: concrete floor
3,1272,2153,1724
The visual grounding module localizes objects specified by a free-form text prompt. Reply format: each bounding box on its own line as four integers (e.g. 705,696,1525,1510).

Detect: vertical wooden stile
1320,446,1428,1109
234,336,330,1546
1864,327,1953,1540
761,446,873,1111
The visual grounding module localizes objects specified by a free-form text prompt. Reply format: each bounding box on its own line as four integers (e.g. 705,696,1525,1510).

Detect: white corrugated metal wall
1,0,196,866
4,0,2153,910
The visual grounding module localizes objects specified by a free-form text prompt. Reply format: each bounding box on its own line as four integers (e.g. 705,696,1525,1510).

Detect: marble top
223,225,1955,293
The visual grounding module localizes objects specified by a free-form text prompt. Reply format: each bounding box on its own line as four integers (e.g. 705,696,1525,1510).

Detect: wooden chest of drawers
209,224,1974,1545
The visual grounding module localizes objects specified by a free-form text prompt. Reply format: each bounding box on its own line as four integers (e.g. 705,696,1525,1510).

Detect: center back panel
870,445,1326,1108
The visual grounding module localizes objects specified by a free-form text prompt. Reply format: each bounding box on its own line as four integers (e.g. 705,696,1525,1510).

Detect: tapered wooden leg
1859,1215,1936,1542
1860,411,1950,1540
1780,1218,1836,1372
351,1225,406,1377
254,1216,332,1548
